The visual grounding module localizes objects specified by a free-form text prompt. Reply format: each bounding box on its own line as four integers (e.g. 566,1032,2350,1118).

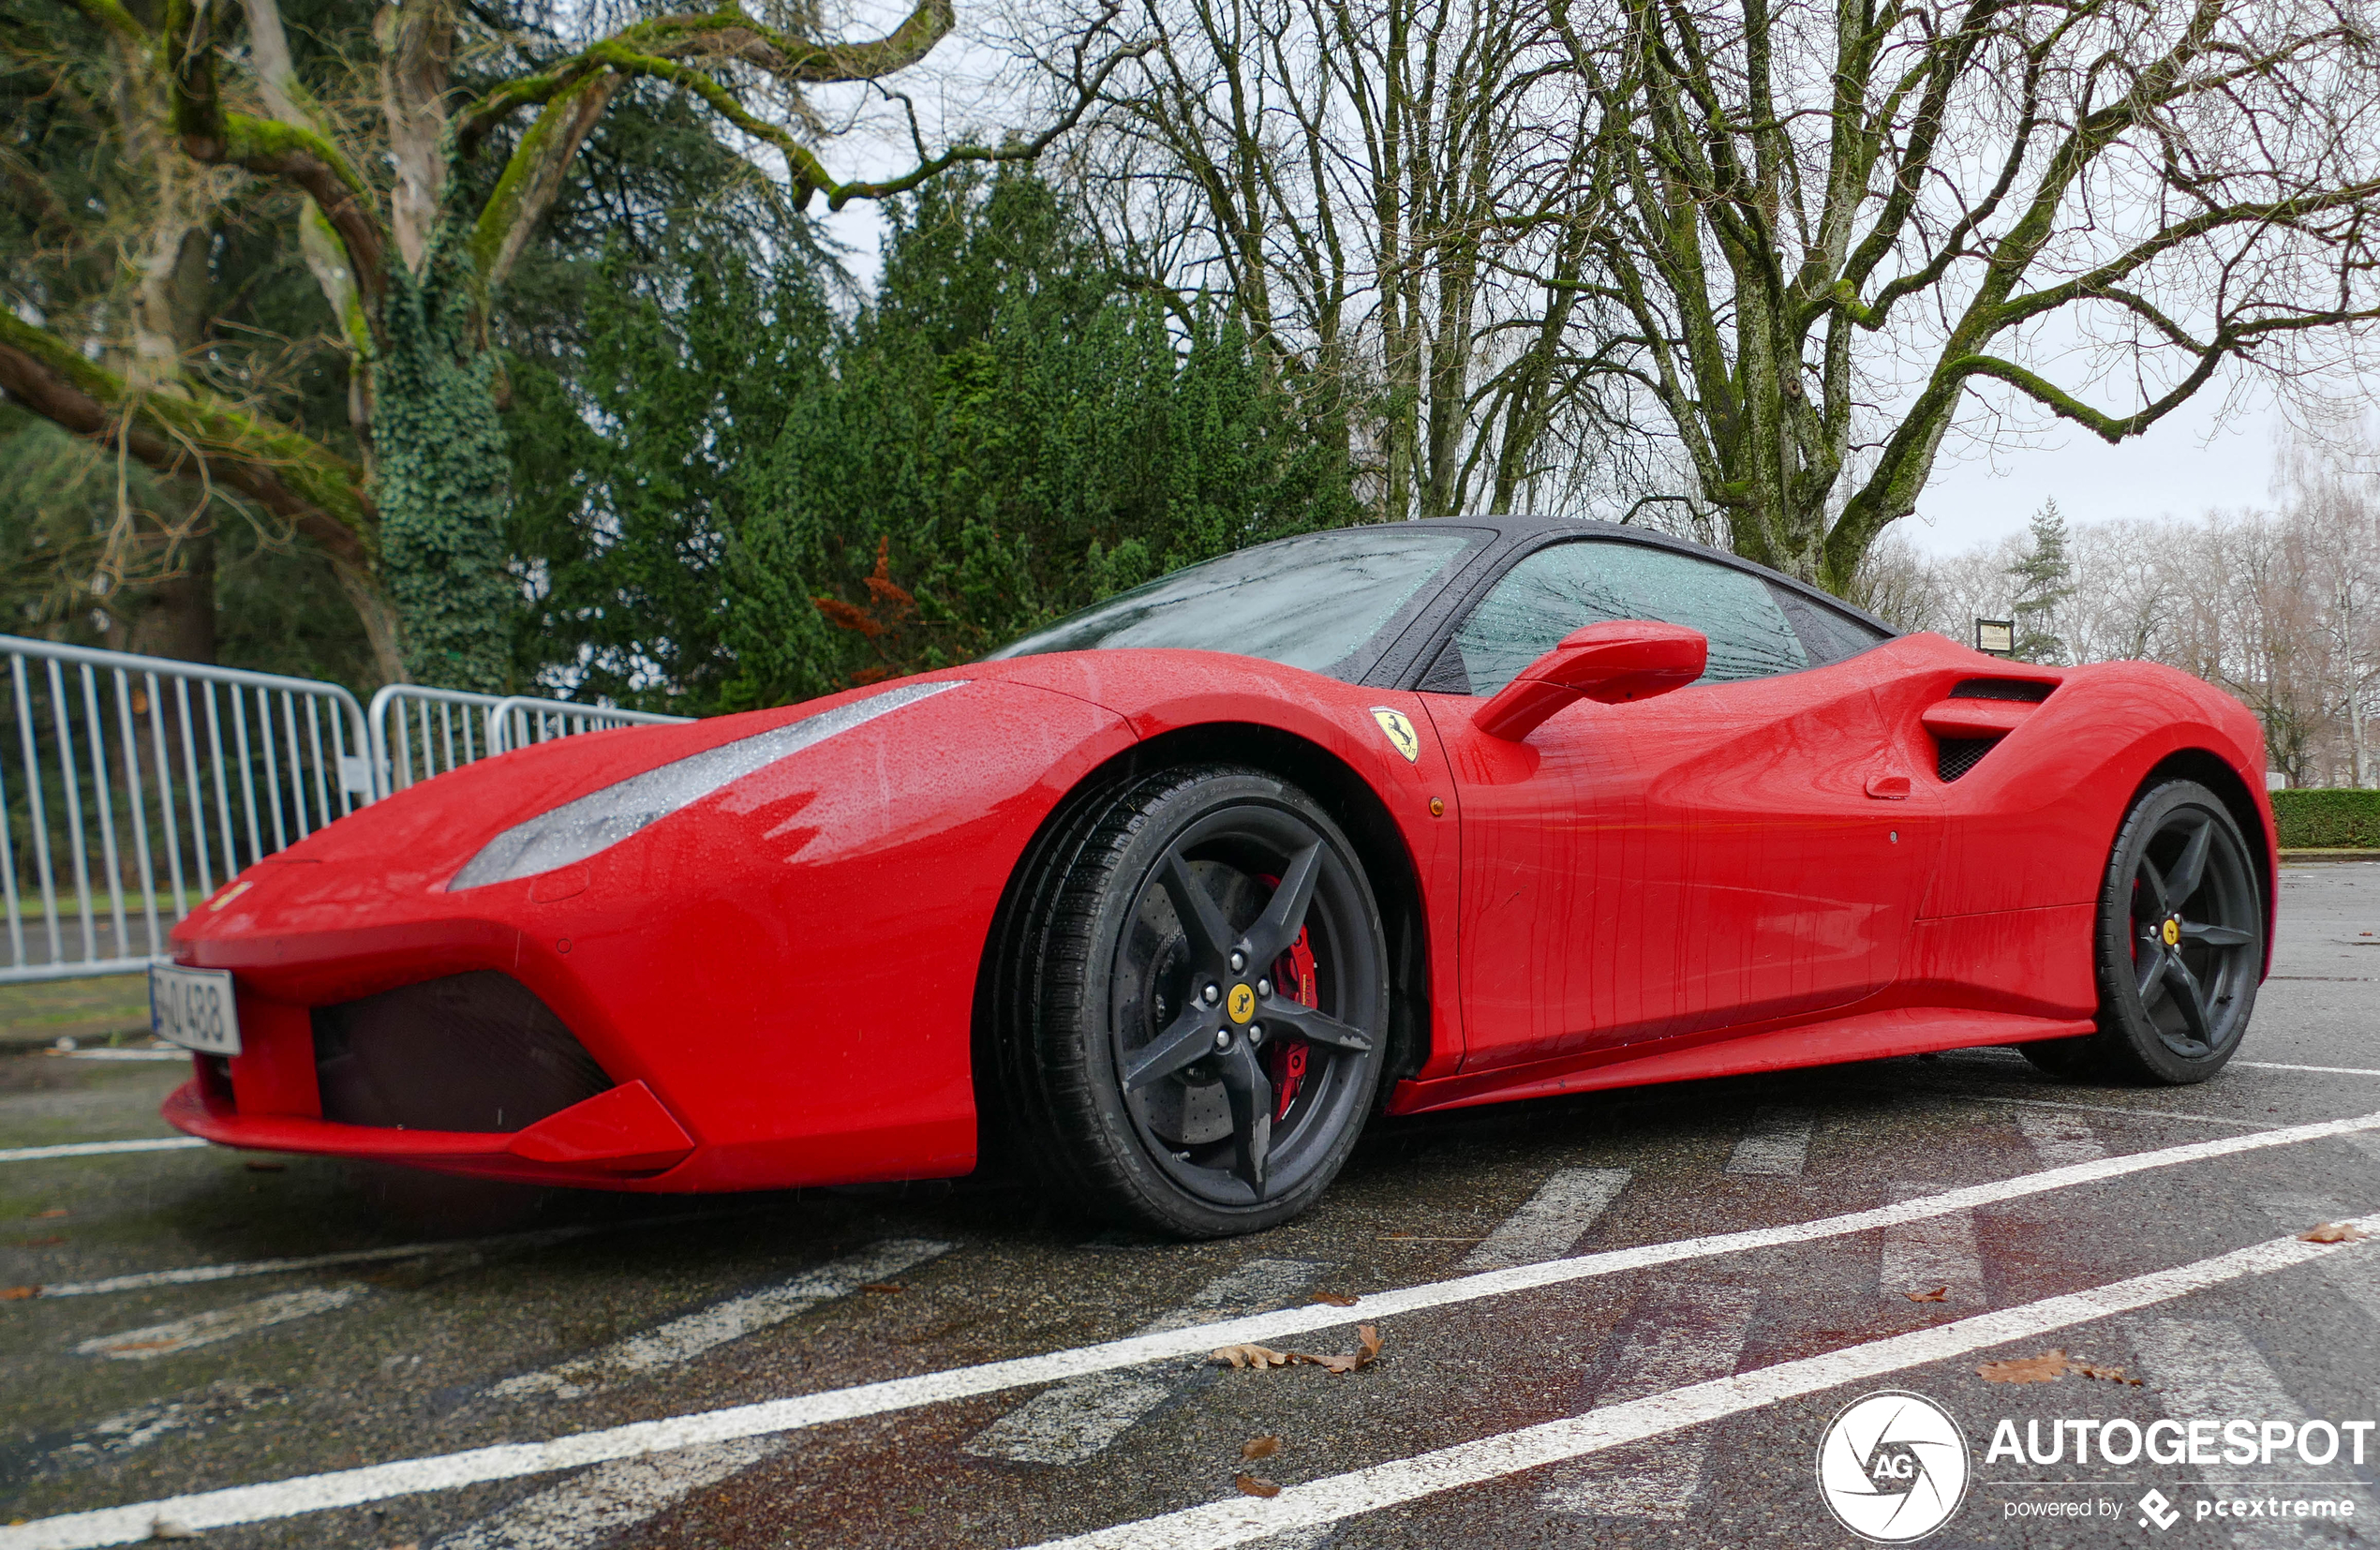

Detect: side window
1768,582,1890,664
1448,541,1808,697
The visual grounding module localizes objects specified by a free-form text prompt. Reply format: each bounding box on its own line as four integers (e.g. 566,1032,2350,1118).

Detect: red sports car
156,517,2275,1237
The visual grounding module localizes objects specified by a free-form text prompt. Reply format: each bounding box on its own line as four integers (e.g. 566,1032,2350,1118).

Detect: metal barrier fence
366,686,689,796
0,637,372,982
0,637,692,984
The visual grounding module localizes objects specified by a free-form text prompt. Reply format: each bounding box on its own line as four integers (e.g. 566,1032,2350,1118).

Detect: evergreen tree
2008,499,2075,665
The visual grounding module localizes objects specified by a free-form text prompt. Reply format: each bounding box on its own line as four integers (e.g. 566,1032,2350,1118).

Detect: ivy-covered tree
2,0,1130,687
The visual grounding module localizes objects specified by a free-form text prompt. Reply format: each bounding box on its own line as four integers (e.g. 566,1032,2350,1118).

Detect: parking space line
0,1138,207,1164
66,1051,187,1063
10,1110,2380,1550
490,1240,954,1401
1725,1107,1813,1175
26,1212,748,1298
427,1438,781,1550
1880,1181,1984,1304
2237,1061,2380,1078
966,1259,1332,1465
1024,1212,2380,1550
1897,1088,2264,1128
2126,1318,2378,1546
2261,1196,2380,1324
74,1286,369,1361
1460,1170,1631,1271
2015,1108,2106,1167
1540,1282,1759,1519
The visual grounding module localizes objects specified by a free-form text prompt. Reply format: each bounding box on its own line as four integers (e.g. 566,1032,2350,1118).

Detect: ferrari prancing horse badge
1369,708,1421,763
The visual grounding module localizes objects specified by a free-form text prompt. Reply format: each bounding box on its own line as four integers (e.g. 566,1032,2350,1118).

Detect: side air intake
1926,678,2056,782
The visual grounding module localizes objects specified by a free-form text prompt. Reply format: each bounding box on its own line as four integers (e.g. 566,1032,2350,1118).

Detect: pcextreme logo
1816,1391,1973,1543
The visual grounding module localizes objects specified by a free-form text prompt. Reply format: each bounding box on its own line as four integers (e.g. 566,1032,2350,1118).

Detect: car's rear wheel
2020,779,2264,1084
996,765,1389,1237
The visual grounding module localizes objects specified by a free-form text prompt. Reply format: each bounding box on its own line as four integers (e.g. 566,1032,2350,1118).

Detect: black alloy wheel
997,765,1390,1236
2022,779,2265,1084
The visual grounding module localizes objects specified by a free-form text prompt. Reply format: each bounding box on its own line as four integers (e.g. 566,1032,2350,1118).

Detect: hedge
2270,787,2380,849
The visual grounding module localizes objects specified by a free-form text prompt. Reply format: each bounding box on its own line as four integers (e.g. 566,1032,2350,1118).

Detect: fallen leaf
10,1236,64,1248
2074,1361,2144,1386
34,1209,67,1219
1977,1349,2077,1383
859,1283,907,1294
1212,1344,1291,1369
1234,1473,1282,1498
2301,1222,2369,1244
0,1287,36,1301
1310,1290,1360,1306
1242,1436,1280,1460
1904,1286,1949,1303
1292,1324,1384,1376
148,1518,199,1541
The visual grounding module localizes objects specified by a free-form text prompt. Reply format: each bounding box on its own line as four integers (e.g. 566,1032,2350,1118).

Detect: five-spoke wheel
995,765,1390,1236
2024,778,2265,1083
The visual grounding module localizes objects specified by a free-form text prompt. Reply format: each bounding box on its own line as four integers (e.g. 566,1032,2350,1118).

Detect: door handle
1865,771,1911,800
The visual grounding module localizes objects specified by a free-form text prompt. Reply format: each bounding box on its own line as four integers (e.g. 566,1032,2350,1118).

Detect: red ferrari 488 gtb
156,516,2275,1236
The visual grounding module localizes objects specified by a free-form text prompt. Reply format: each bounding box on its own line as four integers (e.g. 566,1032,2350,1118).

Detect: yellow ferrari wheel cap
2162,917,2180,946
1227,983,1256,1023
1370,707,1421,763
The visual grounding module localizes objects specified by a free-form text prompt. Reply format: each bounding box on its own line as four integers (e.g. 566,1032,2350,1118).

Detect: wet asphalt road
1,863,2376,1550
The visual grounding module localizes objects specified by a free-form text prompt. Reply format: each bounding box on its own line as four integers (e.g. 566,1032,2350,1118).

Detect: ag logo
1815,1390,1971,1543
1369,707,1421,763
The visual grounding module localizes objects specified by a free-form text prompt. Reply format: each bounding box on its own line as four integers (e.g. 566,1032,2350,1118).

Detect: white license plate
150,965,241,1056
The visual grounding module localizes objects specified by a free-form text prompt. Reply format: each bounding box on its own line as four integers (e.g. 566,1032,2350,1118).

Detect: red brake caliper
1269,928,1318,1122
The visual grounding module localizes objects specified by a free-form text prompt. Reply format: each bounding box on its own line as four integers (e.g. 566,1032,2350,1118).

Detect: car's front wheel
2020,778,2265,1084
996,765,1390,1237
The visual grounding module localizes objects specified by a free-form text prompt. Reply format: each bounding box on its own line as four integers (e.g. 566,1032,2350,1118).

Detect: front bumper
164,1072,697,1183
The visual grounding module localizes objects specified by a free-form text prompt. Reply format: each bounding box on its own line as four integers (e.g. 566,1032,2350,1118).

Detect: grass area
0,975,151,1048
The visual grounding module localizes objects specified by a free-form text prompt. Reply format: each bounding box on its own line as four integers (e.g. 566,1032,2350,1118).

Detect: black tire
995,765,1390,1237
2028,779,2265,1084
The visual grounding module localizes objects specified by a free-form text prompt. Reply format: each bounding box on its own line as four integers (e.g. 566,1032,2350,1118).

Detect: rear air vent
314,972,610,1133
1937,737,2000,782
1949,678,2055,703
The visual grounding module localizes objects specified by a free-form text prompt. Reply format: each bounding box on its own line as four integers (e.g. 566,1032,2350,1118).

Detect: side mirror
1473,620,1708,741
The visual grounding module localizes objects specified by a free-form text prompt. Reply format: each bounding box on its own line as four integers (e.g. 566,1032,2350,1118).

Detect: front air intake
314,972,610,1132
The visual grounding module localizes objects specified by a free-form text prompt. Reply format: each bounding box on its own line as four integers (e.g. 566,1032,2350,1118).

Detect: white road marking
1540,1282,1759,1519
1460,1169,1631,1271
74,1286,369,1360
490,1239,952,1400
2015,1107,2106,1167
67,1050,188,1063
28,1212,744,1298
10,1111,2380,1550
2261,1195,2380,1324
1725,1107,1813,1175
2237,1061,2380,1078
429,1438,781,1550
1880,1181,1984,1304
1022,1213,2380,1550
1895,1087,2262,1128
967,1259,1331,1464
47,1382,287,1466
2127,1319,2378,1548
0,1138,207,1164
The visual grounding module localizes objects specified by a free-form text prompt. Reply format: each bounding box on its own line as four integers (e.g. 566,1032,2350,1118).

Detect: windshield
989,527,1479,675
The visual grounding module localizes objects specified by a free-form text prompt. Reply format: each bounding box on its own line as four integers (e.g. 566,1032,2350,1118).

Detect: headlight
448,680,963,890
